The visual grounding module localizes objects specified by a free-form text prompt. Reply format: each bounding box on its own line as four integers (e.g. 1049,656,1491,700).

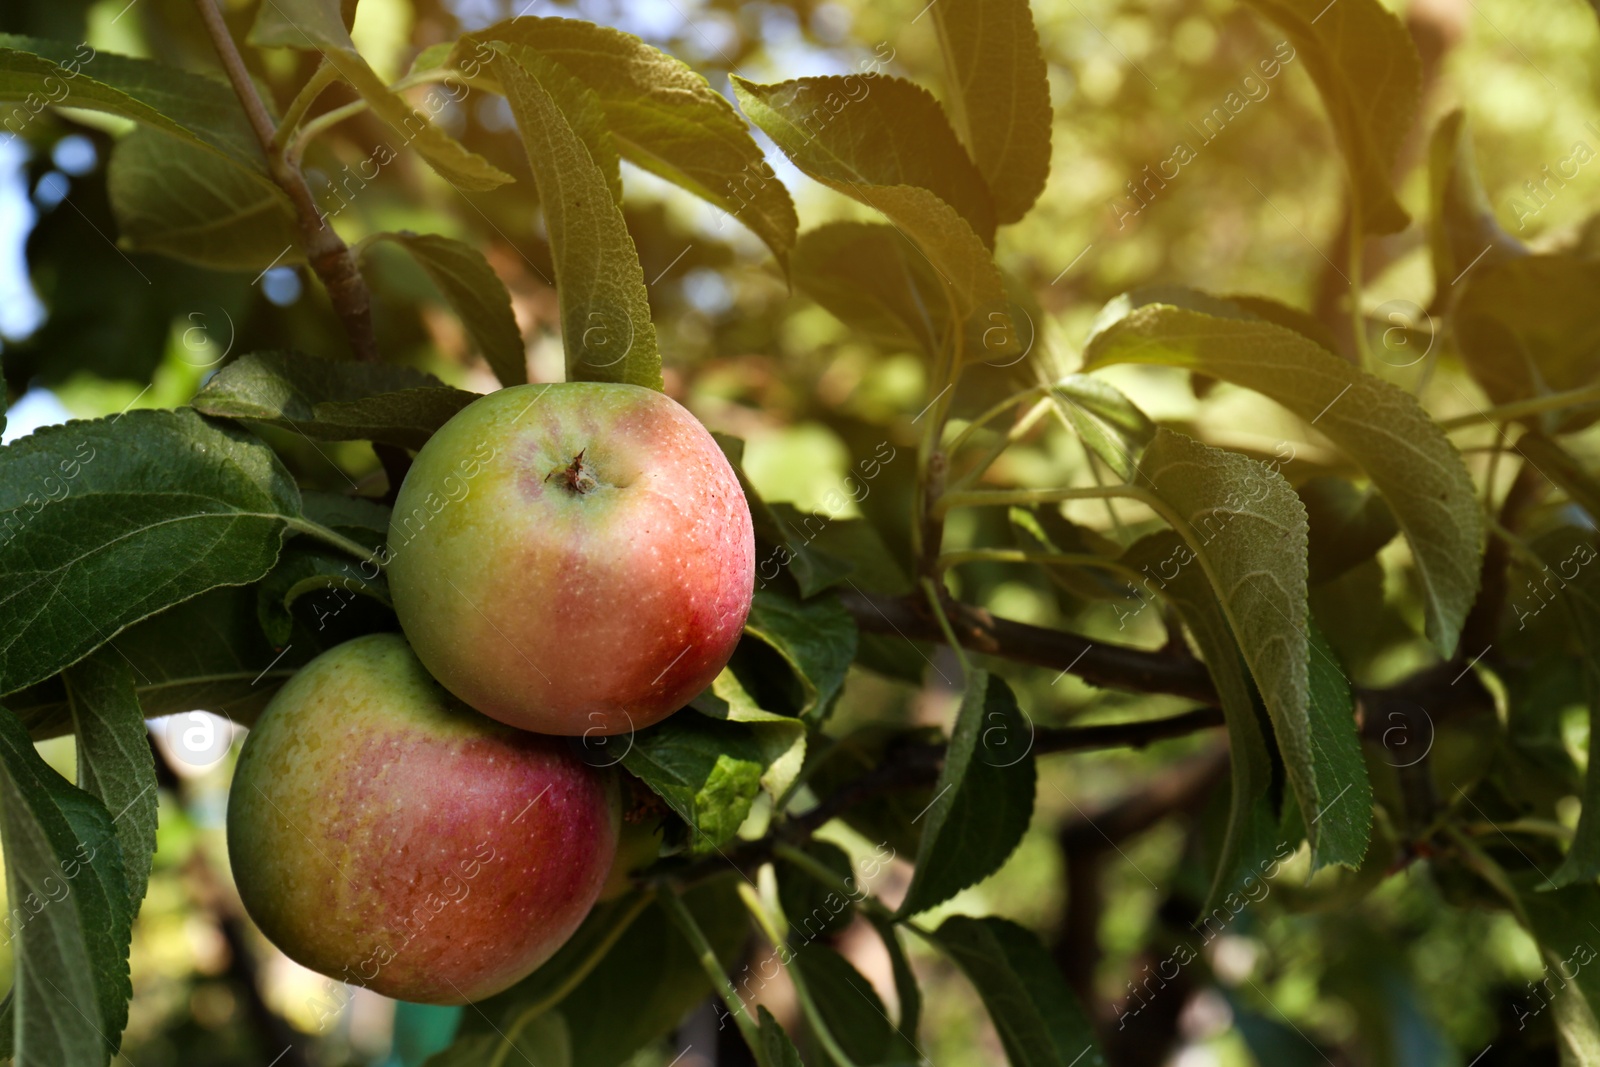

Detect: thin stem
285,517,383,569
194,0,379,362
1440,382,1600,431
912,284,964,580
944,382,1050,457
770,843,894,922
1463,818,1574,843
487,891,656,1067
270,60,342,154
658,883,765,1061
936,483,1149,518
287,98,368,164
1348,201,1375,371
948,396,1053,493
737,882,862,1067
920,576,971,676
935,547,1143,588
286,67,478,164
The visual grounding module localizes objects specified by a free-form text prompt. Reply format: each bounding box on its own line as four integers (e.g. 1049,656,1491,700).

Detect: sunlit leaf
1239,0,1420,234
1085,297,1485,657
733,74,1003,317
363,232,527,386
494,45,661,389
928,0,1052,224
249,0,513,191
1426,109,1525,300
458,17,798,264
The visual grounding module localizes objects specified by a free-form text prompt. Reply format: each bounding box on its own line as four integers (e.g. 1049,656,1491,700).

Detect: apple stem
549,450,599,495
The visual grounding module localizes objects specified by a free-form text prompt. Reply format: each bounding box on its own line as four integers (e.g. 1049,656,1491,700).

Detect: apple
227,633,619,1005
385,382,755,736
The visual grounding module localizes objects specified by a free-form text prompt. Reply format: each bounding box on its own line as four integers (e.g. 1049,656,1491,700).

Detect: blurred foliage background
1,0,1597,1064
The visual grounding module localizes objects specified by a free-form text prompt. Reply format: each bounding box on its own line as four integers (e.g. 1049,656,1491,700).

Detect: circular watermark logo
571,710,635,769
1370,299,1436,370
178,307,235,369
157,710,237,770
1378,702,1436,769
978,704,1036,768
576,307,637,372
979,304,1037,369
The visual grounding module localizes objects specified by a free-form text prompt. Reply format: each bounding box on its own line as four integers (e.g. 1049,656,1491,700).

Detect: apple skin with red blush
385,382,755,736
226,633,619,1004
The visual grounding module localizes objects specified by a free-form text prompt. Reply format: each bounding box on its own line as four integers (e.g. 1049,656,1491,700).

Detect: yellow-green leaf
1240,0,1420,234
928,0,1052,224
732,74,1003,316
362,232,527,386
1085,297,1484,657
456,17,797,265
494,45,661,389
249,0,513,192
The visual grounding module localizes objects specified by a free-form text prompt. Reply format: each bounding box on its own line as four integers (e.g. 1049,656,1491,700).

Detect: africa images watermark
755,440,898,589
1,43,96,141
714,841,898,1032
1112,442,1298,630
1107,40,1297,230
1112,839,1297,1030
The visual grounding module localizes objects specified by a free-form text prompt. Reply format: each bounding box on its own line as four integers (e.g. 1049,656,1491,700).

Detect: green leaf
715,433,860,599
63,652,158,910
868,913,923,1055
1302,623,1371,870
1454,255,1600,434
791,221,948,354
1515,881,1600,1064
1238,0,1419,234
0,37,262,168
1119,531,1278,909
735,589,857,724
1525,528,1600,887
928,0,1052,224
732,75,1004,316
1133,430,1326,857
457,17,798,265
363,233,527,386
107,127,301,272
1085,297,1485,657
898,672,1036,918
1047,374,1156,480
0,706,133,1066
1518,434,1600,525
691,668,807,803
423,1008,569,1067
255,543,390,646
458,879,749,1067
620,715,766,851
759,1006,806,1067
8,586,341,742
0,409,301,697
1298,477,1399,585
494,45,662,389
249,1,513,192
1426,109,1525,299
192,350,478,450
932,915,1105,1067
791,944,892,1065
776,840,856,940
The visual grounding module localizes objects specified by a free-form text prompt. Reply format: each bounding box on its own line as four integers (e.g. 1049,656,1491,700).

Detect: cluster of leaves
3,0,1600,1064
